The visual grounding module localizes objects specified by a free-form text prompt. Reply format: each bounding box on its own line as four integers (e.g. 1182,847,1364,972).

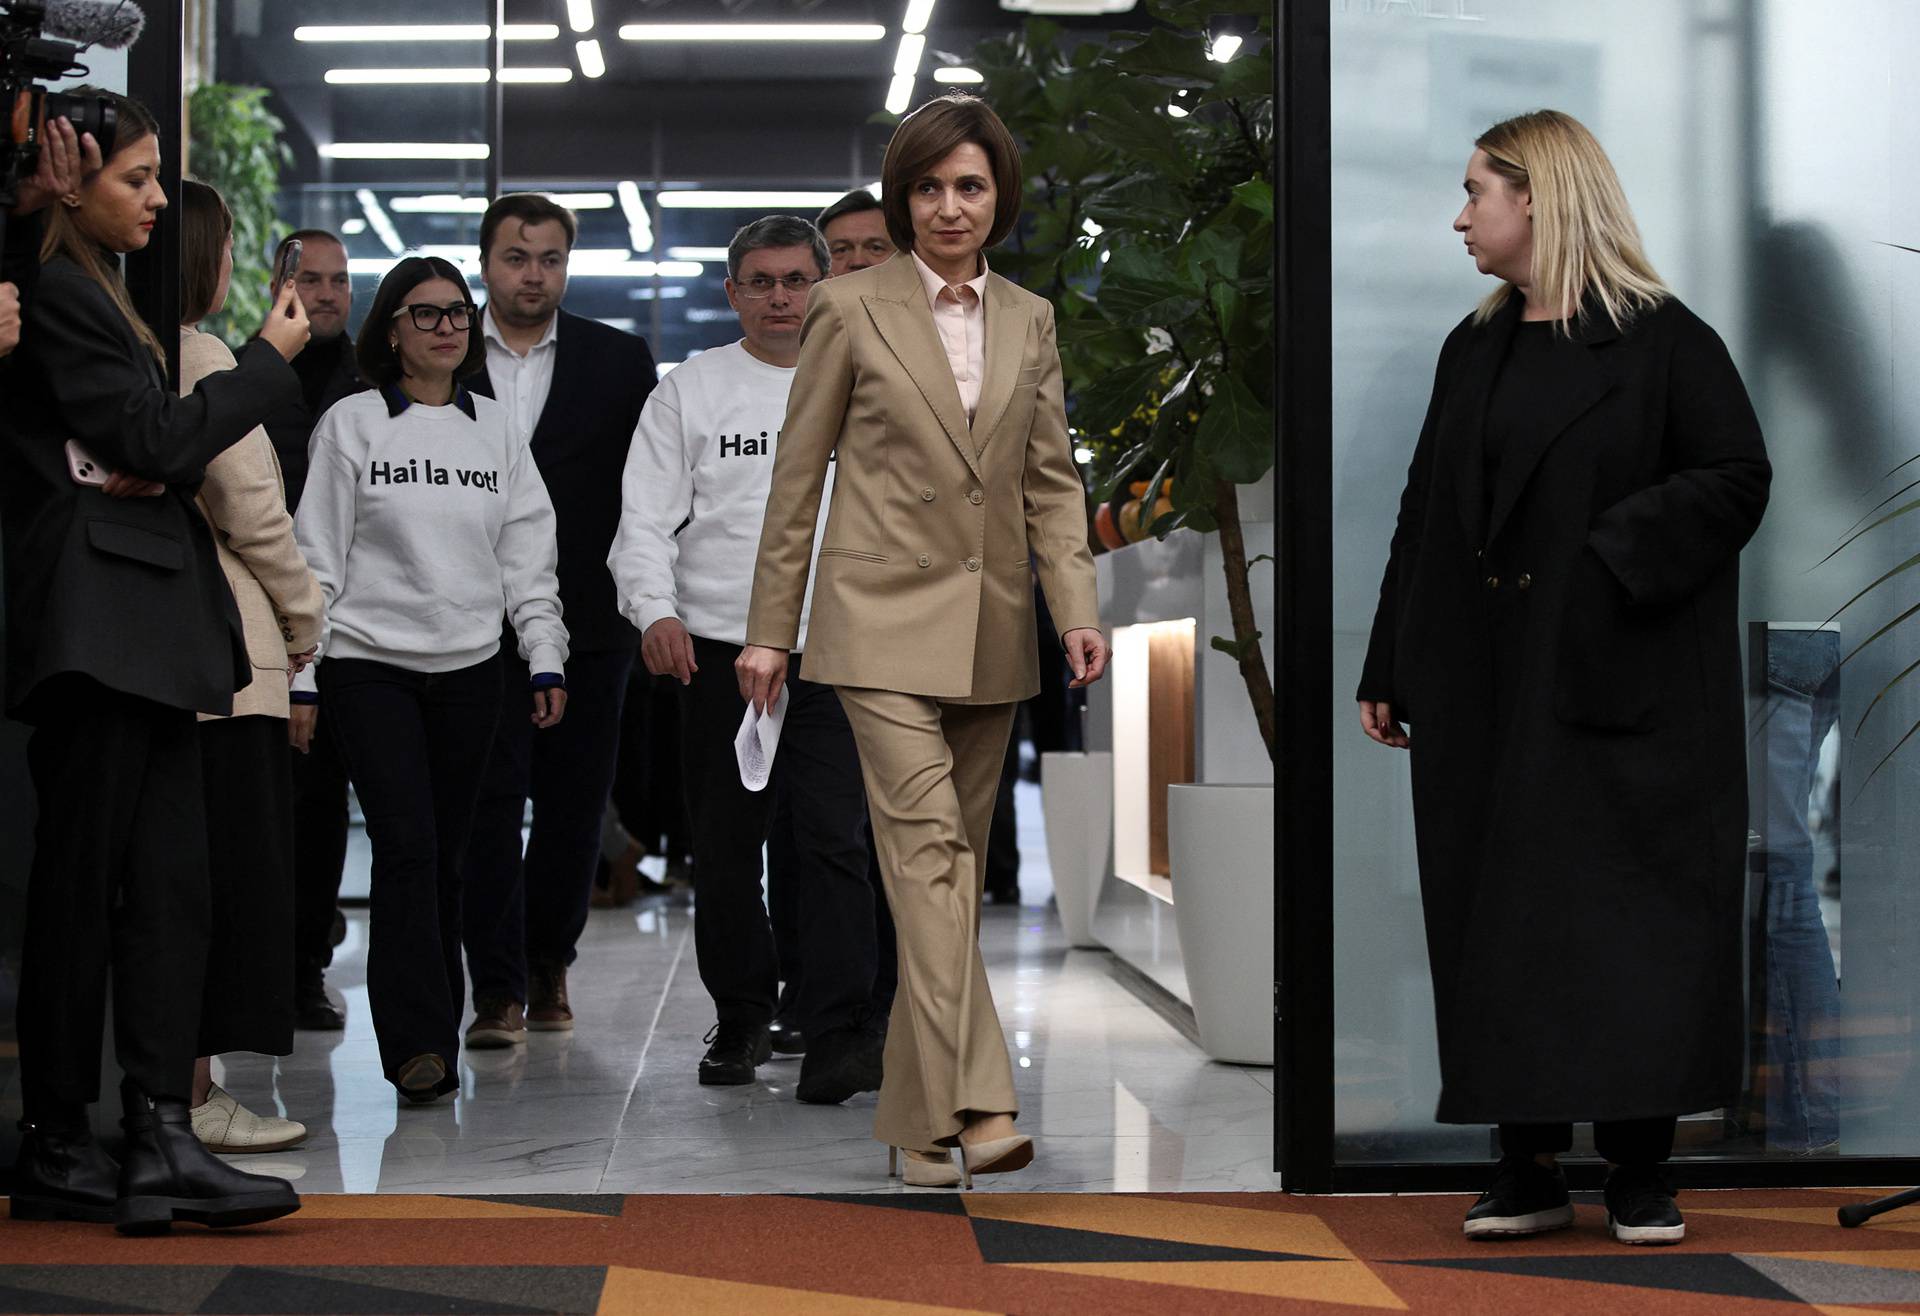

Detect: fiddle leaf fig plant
960,0,1275,761
187,83,291,350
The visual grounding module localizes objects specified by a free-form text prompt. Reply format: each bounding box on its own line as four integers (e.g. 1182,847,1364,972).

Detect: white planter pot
1169,783,1275,1065
1040,752,1113,949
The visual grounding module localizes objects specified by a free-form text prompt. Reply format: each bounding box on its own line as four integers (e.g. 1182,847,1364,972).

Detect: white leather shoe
190,1083,308,1153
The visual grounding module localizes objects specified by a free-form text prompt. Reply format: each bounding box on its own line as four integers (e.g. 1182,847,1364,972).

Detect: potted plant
187,83,291,350
963,1,1274,1061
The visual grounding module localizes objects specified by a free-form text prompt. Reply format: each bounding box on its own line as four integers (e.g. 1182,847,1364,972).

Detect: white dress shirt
482,304,559,445
911,249,989,421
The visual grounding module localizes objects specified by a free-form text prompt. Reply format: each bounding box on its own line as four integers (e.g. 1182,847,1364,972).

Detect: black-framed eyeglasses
392,302,476,331
733,274,821,299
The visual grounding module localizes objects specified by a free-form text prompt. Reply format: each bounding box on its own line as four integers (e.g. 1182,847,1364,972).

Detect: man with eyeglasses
459,193,659,1053
609,216,886,1102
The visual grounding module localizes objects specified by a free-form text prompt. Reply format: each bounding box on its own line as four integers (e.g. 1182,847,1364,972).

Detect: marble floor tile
241,796,1276,1195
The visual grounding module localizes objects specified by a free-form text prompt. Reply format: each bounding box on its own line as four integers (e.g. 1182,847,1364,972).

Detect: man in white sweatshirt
608,217,885,1103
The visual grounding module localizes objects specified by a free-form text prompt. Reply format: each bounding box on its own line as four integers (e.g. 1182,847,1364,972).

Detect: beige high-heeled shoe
888,1145,963,1188
958,1134,1033,1188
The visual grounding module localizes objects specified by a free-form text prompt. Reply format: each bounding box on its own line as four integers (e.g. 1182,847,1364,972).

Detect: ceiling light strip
296,24,560,42
933,66,982,83
617,23,886,42
656,190,849,208
576,38,606,78
323,143,492,160
902,0,936,34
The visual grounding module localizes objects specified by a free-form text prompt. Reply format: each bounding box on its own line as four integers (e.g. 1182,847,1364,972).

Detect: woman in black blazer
1,90,311,1234
1357,110,1770,1246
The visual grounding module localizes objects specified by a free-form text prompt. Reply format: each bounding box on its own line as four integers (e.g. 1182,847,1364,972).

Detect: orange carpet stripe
595,1266,998,1315
1012,1260,1409,1308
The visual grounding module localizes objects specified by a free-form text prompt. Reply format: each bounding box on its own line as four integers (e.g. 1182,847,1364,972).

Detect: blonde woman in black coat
1358,110,1770,1246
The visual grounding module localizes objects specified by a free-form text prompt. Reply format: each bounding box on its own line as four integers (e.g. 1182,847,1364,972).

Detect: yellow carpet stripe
595,1267,995,1315
1012,1260,1408,1308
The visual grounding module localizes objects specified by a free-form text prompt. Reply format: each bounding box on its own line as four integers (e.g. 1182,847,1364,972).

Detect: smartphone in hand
273,239,303,300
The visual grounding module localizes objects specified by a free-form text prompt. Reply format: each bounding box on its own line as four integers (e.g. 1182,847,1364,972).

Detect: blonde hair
39,86,167,367
1472,109,1668,333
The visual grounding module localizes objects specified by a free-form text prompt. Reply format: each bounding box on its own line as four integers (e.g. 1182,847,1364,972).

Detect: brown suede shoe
528,964,573,1031
466,999,527,1048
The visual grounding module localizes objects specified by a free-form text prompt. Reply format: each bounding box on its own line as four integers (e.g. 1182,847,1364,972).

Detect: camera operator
0,89,310,1234
2,116,96,356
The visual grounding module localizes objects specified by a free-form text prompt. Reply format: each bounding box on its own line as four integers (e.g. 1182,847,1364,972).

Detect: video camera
1,0,146,211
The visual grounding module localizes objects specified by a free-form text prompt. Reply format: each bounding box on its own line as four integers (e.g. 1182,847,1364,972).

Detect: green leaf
1186,225,1244,285
1105,28,1215,88
1232,178,1274,219
1084,95,1195,182
1084,171,1192,233
1072,354,1169,435
1098,245,1206,326
1192,371,1275,484
1203,51,1274,105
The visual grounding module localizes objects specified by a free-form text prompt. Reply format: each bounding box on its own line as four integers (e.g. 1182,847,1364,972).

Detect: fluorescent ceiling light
902,0,937,34
618,23,886,41
570,259,704,278
666,246,729,261
1208,33,1243,62
1166,102,1188,118
628,287,689,301
323,143,491,160
498,67,572,83
325,68,489,84
656,190,849,208
576,38,606,78
566,0,594,34
348,258,402,276
894,33,925,77
885,73,915,115
297,24,562,42
933,66,983,83
354,189,404,255
997,0,1133,11
387,193,614,214
616,180,655,253
340,217,368,235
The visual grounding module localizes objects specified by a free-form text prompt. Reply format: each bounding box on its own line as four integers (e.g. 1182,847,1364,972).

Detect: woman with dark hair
1,89,308,1232
176,178,325,1154
739,93,1108,1187
1358,110,1770,1244
293,255,568,1104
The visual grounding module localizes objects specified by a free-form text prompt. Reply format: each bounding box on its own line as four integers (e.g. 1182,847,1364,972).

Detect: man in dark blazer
261,228,369,1032
460,194,657,1046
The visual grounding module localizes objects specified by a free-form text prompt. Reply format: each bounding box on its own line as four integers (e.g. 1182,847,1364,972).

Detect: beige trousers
834,687,1020,1150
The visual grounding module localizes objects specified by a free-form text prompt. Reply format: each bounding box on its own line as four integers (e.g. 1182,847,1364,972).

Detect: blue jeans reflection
1761,627,1842,1153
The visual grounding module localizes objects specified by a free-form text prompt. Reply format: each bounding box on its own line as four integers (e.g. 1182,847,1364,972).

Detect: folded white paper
734,685,790,792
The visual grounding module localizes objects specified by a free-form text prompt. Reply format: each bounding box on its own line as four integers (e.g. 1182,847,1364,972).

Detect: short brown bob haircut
480,192,579,263
879,93,1023,254
355,255,486,388
179,178,232,326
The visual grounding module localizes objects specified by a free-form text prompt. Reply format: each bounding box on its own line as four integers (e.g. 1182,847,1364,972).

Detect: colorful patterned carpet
10,1188,1920,1312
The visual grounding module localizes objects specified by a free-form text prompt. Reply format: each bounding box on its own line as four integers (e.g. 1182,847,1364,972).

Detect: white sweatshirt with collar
608,340,831,649
293,387,569,683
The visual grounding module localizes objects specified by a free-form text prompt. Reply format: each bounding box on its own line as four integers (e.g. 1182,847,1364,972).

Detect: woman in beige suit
177,180,326,1153
741,94,1109,1187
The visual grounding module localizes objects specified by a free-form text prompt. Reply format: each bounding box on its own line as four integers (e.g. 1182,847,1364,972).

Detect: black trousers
681,635,877,1034
17,676,208,1114
611,667,692,863
462,646,635,1004
768,784,898,1029
198,714,295,1058
1500,1117,1678,1166
322,655,501,1091
985,726,1021,900
291,705,351,979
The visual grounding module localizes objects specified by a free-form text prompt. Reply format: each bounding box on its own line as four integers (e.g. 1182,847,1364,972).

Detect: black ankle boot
114,1077,300,1235
10,1110,119,1223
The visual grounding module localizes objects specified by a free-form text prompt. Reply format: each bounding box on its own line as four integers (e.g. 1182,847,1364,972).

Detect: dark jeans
322,655,501,1091
199,714,295,1058
463,647,635,1005
681,635,878,1034
291,706,351,979
1500,1117,1678,1167
17,677,208,1114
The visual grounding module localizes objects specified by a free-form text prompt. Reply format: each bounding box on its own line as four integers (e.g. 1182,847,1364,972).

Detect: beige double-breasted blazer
180,328,325,720
746,253,1098,704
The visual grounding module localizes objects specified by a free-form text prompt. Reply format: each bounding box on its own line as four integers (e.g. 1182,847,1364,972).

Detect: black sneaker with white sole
1462,1156,1575,1238
698,1021,772,1086
1604,1165,1685,1244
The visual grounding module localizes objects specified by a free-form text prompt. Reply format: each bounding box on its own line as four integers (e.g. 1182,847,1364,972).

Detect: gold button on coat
917,554,931,568
921,487,936,502
966,557,981,572
968,489,984,505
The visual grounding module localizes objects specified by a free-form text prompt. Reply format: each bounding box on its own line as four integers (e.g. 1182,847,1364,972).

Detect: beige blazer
179,328,325,720
746,253,1098,704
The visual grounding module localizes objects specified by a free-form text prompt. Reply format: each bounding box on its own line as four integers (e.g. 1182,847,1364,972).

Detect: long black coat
469,309,656,653
1358,294,1771,1125
0,256,299,720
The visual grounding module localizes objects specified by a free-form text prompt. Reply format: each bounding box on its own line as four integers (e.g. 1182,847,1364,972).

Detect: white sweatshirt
608,340,831,649
294,387,569,682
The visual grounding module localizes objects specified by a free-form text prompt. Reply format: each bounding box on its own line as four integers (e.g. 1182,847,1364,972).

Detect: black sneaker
1605,1165,1685,1244
768,1017,807,1056
699,1021,771,1086
795,1025,885,1104
1462,1157,1575,1238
